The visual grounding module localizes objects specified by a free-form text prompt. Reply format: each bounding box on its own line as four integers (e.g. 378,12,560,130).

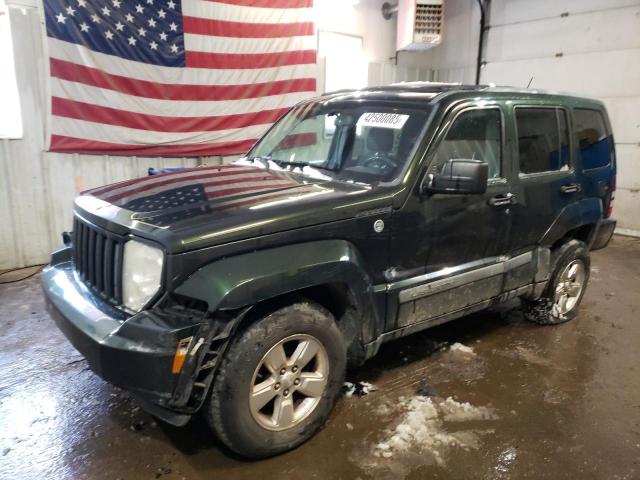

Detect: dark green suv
42,83,617,458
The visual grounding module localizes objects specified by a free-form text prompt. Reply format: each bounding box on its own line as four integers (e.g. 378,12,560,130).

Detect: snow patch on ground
438,396,496,422
373,403,393,416
364,395,498,473
449,342,476,355
343,381,377,397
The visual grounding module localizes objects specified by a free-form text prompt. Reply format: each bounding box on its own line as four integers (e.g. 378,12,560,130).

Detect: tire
206,301,347,458
522,239,590,325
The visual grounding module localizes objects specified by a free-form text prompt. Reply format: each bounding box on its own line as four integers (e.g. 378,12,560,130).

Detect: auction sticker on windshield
359,112,410,130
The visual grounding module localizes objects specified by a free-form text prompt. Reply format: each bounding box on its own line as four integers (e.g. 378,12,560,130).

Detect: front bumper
41,250,204,422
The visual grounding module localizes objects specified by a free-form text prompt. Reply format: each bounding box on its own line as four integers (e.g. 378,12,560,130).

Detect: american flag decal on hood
43,0,317,157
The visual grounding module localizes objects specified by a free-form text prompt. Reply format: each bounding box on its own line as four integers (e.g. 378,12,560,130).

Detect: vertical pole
475,0,488,85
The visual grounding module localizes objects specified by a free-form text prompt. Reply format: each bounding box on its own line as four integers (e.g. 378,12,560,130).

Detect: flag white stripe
51,116,271,145
101,170,274,200
50,39,319,86
184,1,314,24
184,33,315,55
51,78,309,117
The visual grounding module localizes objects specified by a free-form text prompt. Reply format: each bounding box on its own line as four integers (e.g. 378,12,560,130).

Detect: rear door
507,105,578,255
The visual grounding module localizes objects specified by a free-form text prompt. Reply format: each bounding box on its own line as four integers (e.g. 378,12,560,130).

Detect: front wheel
522,239,590,325
206,301,346,458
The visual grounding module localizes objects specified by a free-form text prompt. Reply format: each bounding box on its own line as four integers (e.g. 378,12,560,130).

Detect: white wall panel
615,145,640,190
600,97,640,145
315,0,397,63
489,0,640,26
367,62,431,86
612,189,640,233
482,49,640,97
486,5,640,62
431,66,471,83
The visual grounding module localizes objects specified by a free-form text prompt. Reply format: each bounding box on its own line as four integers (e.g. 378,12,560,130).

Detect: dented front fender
173,239,376,314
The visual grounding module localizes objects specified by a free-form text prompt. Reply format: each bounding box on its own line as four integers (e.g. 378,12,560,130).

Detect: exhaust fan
397,0,444,51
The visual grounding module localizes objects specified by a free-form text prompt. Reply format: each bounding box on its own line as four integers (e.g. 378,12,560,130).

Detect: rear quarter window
573,108,611,170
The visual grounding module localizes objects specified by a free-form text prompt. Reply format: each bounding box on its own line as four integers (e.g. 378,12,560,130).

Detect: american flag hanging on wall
43,0,317,157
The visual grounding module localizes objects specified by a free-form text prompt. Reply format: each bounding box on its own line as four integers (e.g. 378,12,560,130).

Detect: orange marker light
171,337,193,374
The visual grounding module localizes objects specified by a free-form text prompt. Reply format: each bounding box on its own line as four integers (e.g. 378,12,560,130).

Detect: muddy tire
206,301,346,459
522,239,590,325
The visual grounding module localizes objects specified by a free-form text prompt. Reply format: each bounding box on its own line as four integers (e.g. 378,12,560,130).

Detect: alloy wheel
249,334,329,431
554,259,586,315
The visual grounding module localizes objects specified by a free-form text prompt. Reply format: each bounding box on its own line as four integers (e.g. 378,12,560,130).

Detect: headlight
122,240,164,311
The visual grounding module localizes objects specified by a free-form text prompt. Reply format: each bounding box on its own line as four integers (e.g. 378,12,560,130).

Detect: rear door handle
488,193,516,207
560,183,581,194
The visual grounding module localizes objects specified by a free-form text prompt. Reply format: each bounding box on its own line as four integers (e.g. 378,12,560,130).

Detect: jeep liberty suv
42,83,617,458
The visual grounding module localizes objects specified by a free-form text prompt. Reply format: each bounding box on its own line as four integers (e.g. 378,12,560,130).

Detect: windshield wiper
247,156,337,173
271,159,337,172
246,156,272,168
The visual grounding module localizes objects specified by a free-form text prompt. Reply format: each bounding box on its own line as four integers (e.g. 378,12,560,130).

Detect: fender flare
538,197,602,247
174,239,374,315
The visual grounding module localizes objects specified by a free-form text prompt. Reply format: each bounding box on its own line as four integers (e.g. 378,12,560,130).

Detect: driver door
425,106,511,272
390,104,513,329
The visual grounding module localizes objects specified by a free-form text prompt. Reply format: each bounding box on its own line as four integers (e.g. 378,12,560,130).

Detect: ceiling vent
397,0,444,51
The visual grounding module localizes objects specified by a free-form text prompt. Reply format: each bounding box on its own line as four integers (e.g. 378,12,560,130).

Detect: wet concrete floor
1,236,639,479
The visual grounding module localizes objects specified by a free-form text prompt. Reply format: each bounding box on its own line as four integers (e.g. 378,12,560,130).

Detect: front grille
72,217,125,304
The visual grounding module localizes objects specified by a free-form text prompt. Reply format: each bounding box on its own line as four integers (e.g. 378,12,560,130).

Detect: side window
573,108,610,169
516,108,570,174
431,109,502,179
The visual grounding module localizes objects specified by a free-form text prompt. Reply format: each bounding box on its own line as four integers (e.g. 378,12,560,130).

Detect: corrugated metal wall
367,62,432,85
0,5,429,270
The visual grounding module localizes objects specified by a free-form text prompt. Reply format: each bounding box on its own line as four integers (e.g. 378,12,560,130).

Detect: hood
77,164,393,252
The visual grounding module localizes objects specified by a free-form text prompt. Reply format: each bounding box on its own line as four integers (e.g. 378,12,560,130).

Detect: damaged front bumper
41,247,211,426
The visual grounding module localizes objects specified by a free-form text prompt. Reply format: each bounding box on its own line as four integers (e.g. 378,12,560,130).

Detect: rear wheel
206,301,346,458
522,239,590,325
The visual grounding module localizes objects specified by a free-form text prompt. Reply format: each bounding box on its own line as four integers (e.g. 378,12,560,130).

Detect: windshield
245,101,430,183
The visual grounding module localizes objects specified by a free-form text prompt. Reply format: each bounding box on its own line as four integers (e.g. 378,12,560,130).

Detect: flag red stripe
183,16,314,38
50,135,256,157
89,164,255,196
104,172,286,202
205,0,312,8
52,97,288,133
277,132,317,149
50,58,316,101
185,50,316,69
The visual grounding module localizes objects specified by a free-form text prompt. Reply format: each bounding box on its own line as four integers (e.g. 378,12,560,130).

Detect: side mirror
422,159,489,195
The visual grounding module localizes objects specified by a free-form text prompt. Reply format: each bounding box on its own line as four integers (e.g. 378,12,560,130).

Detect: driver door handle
488,193,516,207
